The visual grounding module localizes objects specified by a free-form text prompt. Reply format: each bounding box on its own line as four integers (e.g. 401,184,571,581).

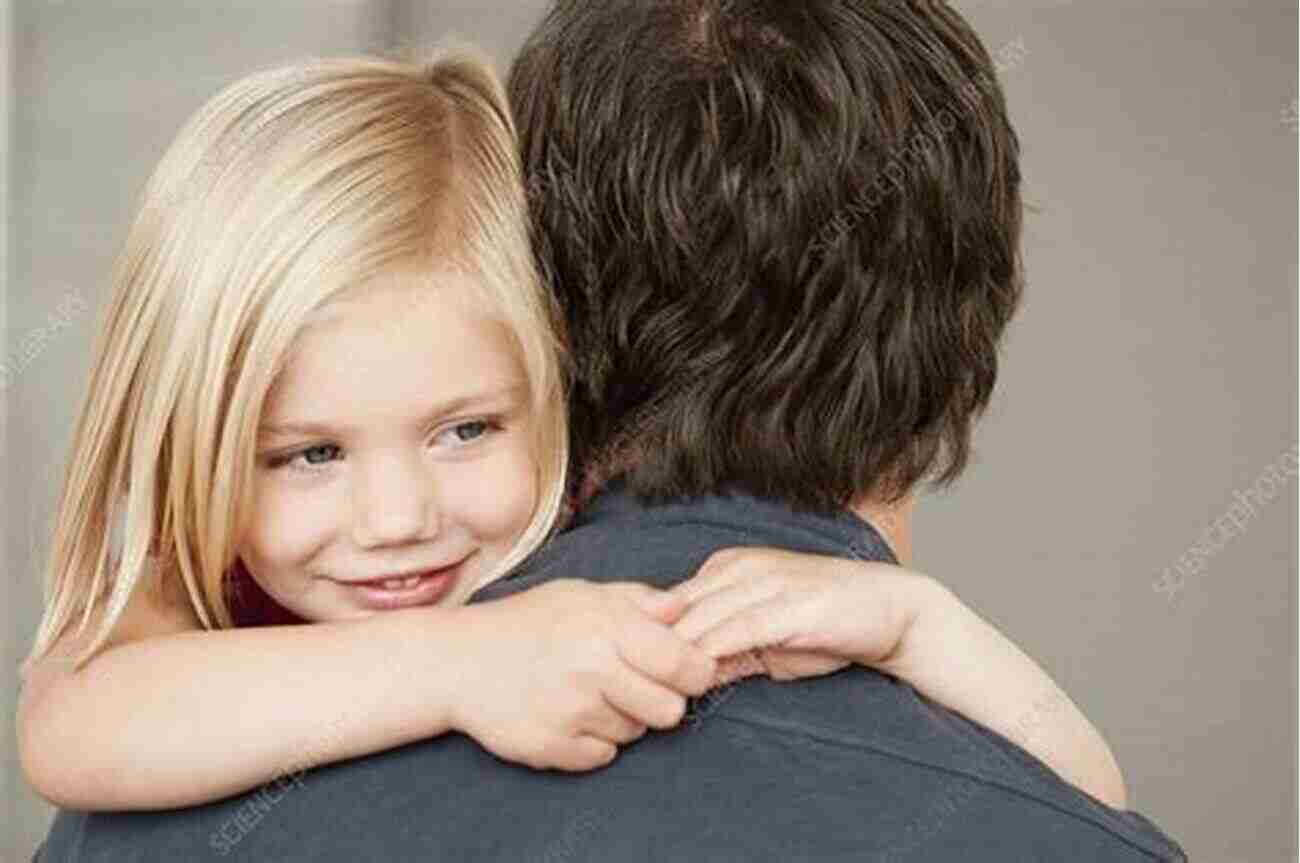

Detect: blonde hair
23,50,569,673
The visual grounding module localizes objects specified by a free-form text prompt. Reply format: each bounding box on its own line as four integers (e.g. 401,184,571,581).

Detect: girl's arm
19,579,467,811
881,573,1129,810
18,576,713,811
669,548,1129,811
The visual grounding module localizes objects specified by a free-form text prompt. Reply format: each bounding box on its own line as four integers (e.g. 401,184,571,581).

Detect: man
36,1,1186,860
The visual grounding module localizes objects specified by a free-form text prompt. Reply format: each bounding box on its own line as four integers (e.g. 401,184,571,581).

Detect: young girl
17,51,1125,815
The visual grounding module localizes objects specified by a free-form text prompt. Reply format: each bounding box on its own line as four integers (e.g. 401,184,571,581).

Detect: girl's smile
330,556,468,612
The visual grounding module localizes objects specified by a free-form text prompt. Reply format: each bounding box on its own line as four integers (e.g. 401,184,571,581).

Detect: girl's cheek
247,478,340,563
449,444,539,537
505,451,540,530
499,440,541,523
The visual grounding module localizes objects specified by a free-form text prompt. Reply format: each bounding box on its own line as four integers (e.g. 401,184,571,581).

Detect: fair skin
18,273,1125,813
239,277,538,618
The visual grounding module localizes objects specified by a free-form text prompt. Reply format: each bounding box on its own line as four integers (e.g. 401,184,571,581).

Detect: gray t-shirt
35,480,1187,861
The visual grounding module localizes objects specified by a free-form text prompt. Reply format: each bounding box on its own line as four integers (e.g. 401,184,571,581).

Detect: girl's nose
350,453,438,550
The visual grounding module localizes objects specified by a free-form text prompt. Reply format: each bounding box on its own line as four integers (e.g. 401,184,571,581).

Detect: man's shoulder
475,486,888,602
695,671,1186,861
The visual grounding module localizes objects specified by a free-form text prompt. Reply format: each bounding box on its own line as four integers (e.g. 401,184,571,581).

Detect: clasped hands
455,547,941,772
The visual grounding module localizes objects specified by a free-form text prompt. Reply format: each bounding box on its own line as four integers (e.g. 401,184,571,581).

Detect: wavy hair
510,0,1023,511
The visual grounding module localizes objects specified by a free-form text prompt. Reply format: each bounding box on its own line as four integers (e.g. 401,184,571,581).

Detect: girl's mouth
342,561,464,611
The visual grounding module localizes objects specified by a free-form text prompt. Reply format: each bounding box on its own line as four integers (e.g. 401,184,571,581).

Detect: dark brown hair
509,0,1024,511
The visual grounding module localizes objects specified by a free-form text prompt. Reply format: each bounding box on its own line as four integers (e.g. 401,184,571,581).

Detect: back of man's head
509,0,1024,512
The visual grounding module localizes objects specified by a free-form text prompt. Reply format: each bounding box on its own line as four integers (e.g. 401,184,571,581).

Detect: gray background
4,2,1296,862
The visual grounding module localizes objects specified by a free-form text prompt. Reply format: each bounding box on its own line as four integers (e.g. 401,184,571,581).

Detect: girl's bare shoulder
24,558,204,685
111,558,206,644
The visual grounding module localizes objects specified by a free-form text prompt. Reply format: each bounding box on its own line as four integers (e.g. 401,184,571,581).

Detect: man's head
510,0,1023,513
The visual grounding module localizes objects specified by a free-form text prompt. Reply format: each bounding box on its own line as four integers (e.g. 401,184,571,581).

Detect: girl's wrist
868,571,964,679
362,604,479,739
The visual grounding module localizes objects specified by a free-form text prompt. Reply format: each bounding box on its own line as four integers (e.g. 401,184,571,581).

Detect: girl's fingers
671,578,787,644
693,594,816,660
757,648,850,681
668,570,729,606
614,609,716,696
610,582,688,624
669,547,774,605
581,699,649,745
603,664,689,730
556,736,619,772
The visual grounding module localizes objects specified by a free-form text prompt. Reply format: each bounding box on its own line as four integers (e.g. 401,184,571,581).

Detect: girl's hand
668,547,941,683
448,579,717,772
669,548,1130,810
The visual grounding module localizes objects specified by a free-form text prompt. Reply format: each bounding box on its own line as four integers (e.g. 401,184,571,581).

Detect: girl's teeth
379,574,423,590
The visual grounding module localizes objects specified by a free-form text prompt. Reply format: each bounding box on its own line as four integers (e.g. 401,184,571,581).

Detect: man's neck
849,494,914,567
575,462,915,566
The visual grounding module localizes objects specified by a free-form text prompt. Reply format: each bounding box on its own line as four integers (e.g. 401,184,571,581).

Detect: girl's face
239,274,538,621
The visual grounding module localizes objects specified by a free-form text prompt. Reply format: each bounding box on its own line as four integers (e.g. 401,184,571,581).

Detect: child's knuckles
653,637,692,679
657,643,709,693
571,636,617,675
564,672,606,718
574,693,610,728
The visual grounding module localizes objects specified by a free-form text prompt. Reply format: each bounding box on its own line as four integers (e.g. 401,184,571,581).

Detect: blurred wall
2,0,13,849
914,6,1296,863
5,2,1297,862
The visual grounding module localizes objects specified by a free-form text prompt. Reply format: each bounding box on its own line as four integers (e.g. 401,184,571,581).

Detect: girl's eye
435,420,494,447
301,444,343,464
275,444,343,471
